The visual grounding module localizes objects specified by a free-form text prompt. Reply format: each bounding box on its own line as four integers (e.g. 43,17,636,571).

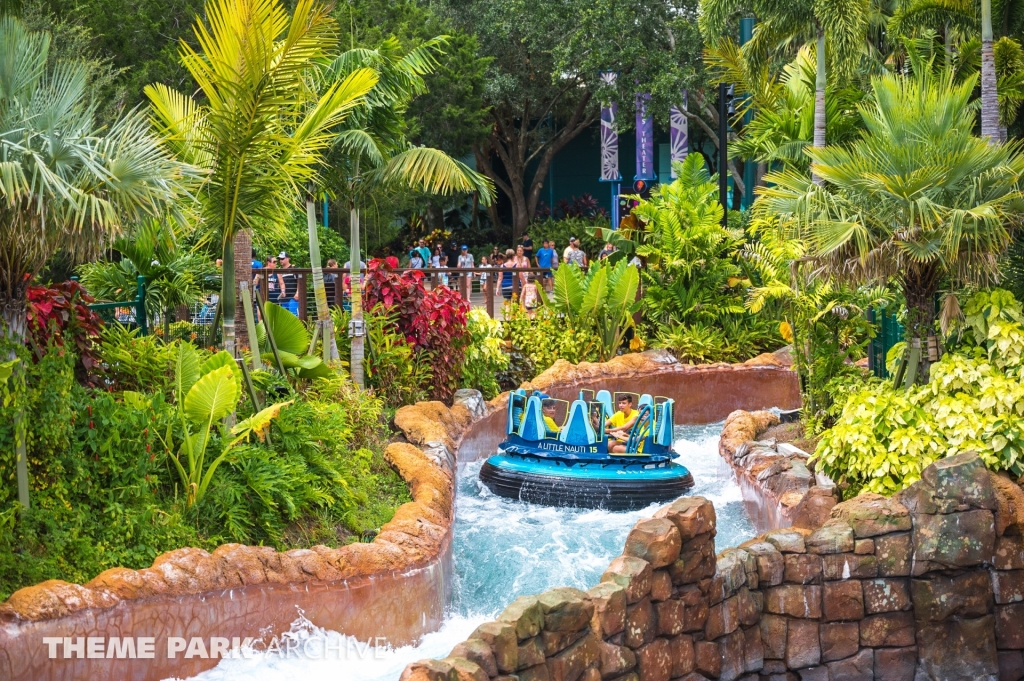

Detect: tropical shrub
815,289,1024,498
546,259,639,361
97,326,180,393
461,308,508,399
362,258,470,401
501,303,600,376
610,154,781,364
25,282,105,383
256,302,332,380
366,308,430,407
743,220,893,432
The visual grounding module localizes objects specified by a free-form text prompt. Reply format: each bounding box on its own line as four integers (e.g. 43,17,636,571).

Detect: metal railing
86,275,148,335
866,308,903,379
252,266,559,320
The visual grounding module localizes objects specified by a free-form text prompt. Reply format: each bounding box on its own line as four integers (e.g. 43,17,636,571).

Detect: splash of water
181,423,755,681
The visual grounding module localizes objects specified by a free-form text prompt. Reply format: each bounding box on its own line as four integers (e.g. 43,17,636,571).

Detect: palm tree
889,0,1017,141
0,16,188,342
755,69,1024,381
700,0,870,182
77,219,217,336
0,16,187,509
145,0,379,358
323,37,493,386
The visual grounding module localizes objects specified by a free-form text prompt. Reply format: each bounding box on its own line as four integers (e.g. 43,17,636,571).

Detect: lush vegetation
8,0,1024,603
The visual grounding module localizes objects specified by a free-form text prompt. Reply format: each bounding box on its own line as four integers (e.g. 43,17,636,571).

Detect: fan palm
700,0,871,183
755,69,1024,380
322,36,493,386
0,16,189,341
145,0,379,358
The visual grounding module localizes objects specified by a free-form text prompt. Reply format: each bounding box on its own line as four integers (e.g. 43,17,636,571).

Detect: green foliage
256,303,332,380
78,220,217,329
501,303,600,376
365,308,430,407
97,326,180,393
461,309,509,399
614,155,780,363
254,211,350,268
816,289,1024,497
744,219,894,432
546,260,640,361
0,336,408,598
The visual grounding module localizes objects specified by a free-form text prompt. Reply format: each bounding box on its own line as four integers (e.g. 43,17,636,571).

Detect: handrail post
298,273,308,321
486,275,495,318
136,275,148,336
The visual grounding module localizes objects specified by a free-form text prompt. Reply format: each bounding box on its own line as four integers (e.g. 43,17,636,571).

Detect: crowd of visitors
244,232,625,318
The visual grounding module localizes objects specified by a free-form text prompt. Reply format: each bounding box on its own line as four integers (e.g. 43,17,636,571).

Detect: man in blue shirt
535,240,556,292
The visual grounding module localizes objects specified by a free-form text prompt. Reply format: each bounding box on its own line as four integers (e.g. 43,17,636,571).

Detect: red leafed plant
26,281,104,383
363,258,469,401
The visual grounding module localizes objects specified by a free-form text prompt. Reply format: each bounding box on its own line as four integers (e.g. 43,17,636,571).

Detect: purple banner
599,72,621,182
670,90,689,179
635,93,656,181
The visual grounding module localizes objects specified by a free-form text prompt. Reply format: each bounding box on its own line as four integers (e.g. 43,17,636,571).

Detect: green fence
87,275,148,335
866,307,903,379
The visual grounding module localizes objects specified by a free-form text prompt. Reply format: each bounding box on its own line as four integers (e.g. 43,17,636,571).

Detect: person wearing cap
563,238,587,268
277,252,300,316
457,245,475,300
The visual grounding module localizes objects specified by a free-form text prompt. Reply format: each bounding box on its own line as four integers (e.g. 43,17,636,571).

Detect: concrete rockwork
0,351,802,681
407,451,1024,681
719,410,838,534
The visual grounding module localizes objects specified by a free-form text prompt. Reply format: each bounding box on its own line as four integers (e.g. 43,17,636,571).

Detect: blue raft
479,389,694,511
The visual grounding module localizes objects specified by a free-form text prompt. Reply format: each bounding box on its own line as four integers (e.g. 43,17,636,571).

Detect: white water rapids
178,422,756,681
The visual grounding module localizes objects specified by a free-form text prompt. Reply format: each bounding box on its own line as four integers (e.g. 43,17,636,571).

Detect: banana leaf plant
544,260,640,360
256,301,333,380
150,344,291,508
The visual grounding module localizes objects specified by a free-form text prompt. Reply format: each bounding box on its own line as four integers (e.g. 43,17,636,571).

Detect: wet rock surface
415,452,1024,681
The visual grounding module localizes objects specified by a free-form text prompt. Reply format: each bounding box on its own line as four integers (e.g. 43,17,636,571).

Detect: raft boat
479,389,694,510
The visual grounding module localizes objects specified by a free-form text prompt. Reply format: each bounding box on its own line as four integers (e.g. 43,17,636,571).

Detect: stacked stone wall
404,452,1024,681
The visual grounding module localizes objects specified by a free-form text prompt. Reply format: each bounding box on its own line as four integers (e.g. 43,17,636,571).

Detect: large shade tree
755,69,1024,380
439,0,703,239
146,0,378,357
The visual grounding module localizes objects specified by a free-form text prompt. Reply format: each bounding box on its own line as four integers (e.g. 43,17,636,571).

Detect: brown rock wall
409,452,1024,681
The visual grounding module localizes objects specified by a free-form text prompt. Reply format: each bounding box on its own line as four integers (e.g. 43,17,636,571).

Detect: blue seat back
654,399,674,446
508,389,527,435
518,395,546,441
595,390,614,418
560,399,597,445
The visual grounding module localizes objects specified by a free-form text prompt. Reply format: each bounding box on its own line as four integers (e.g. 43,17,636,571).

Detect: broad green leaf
297,360,334,379
183,365,239,425
173,343,201,405
580,265,609,319
258,302,310,355
201,350,235,376
551,265,584,318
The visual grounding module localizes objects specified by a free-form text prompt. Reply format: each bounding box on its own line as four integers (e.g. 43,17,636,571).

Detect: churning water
180,423,755,681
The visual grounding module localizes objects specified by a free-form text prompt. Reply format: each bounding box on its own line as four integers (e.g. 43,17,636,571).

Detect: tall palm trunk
232,229,252,353
349,205,365,387
306,194,339,362
812,31,827,185
981,0,1002,142
222,236,236,356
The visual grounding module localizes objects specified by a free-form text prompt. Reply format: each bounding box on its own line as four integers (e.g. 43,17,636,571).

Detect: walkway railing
252,266,556,320
85,275,148,335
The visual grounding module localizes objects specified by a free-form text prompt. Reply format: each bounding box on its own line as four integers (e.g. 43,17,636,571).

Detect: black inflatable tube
479,460,695,511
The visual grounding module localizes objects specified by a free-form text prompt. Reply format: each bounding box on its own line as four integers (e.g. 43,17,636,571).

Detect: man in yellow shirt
606,395,639,453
